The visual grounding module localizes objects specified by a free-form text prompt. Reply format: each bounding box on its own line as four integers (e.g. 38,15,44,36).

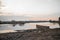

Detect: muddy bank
0,25,60,40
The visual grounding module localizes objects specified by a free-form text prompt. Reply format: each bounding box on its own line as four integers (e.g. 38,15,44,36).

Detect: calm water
0,22,60,33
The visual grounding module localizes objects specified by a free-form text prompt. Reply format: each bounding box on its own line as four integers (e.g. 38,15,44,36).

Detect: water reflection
0,30,17,33
0,23,36,30
0,22,60,33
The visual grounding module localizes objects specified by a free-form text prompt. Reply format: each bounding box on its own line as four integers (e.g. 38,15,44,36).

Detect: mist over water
0,16,60,33
0,16,30,21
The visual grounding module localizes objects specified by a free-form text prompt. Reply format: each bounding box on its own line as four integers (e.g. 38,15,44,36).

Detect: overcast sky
0,0,60,17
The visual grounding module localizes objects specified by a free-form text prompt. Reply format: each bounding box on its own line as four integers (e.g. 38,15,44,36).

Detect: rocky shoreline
0,25,60,40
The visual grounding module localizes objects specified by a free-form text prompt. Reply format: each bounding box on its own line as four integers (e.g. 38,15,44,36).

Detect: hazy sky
0,0,60,17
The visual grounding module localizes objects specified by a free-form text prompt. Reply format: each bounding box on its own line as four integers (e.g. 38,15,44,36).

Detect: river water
0,22,60,33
